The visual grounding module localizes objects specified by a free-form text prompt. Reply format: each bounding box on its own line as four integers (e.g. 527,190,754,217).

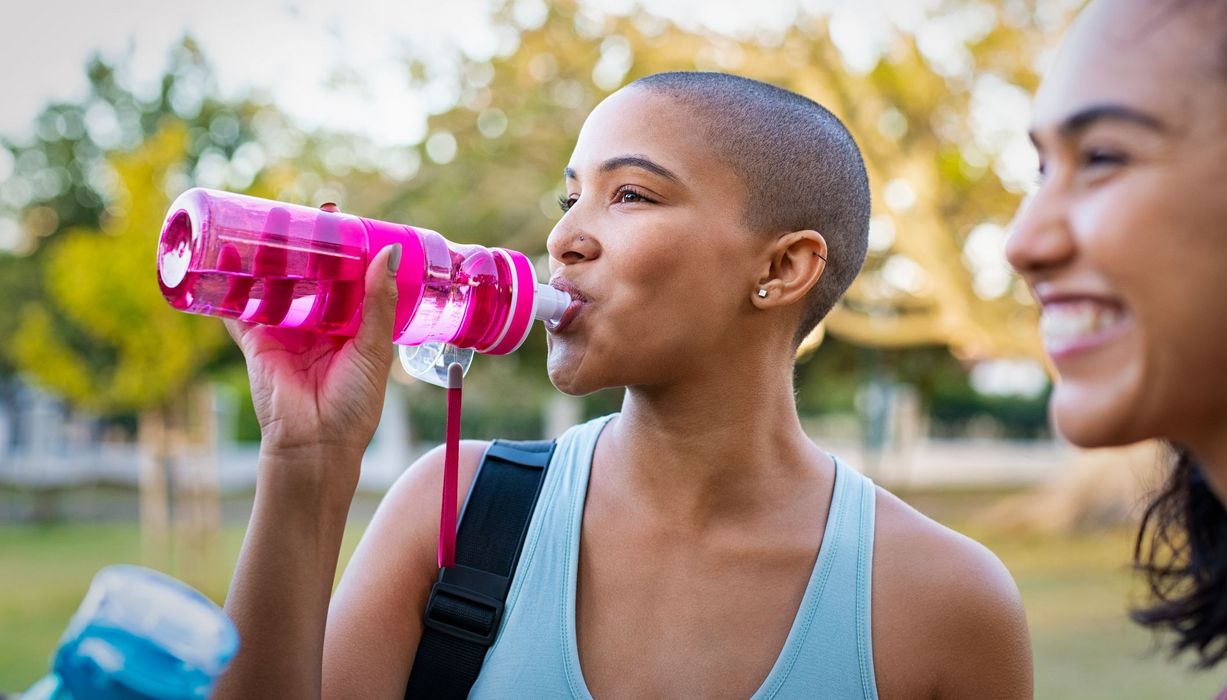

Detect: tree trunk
172,384,223,592
138,407,170,570
137,385,224,593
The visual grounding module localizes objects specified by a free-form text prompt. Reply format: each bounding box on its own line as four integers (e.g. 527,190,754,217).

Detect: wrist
259,438,366,466
256,443,363,503
258,417,374,465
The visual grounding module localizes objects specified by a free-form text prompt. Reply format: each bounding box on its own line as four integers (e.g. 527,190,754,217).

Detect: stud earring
756,288,768,299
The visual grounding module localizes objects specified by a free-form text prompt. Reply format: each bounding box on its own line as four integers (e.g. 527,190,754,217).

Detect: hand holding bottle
223,204,401,481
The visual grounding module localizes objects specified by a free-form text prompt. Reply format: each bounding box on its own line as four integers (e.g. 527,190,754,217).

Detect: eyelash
614,186,652,204
1081,148,1128,168
1034,148,1129,184
557,186,654,213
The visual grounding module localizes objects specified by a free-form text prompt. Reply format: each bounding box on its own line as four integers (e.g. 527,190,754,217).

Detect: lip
547,276,588,334
1034,288,1124,308
1037,292,1131,363
1043,317,1132,362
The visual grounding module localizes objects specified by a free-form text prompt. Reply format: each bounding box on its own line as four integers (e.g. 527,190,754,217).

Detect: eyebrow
1031,104,1168,144
563,154,682,183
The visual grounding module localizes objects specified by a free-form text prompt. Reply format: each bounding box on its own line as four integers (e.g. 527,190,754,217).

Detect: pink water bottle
156,188,569,384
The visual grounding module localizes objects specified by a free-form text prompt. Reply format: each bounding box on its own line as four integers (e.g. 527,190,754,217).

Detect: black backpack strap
404,438,557,699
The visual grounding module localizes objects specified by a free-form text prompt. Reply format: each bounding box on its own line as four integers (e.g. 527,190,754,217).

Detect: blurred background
0,0,1219,697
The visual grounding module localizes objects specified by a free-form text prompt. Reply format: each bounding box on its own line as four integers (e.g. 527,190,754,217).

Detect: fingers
223,317,251,347
351,243,401,366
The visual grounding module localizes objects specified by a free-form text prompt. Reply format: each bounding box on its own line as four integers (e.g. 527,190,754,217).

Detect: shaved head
629,72,871,345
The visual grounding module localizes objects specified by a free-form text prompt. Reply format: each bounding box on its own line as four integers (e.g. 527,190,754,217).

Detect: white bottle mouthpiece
534,284,571,324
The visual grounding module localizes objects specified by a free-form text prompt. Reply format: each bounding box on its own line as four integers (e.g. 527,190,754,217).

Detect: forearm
214,446,361,699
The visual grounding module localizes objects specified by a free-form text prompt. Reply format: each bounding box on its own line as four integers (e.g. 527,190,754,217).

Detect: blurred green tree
10,123,227,412
375,0,1072,422
0,39,274,396
0,38,328,579
0,2,1078,444
0,36,379,416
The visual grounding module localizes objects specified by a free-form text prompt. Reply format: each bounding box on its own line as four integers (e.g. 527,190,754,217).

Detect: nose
546,211,599,266
1005,182,1076,280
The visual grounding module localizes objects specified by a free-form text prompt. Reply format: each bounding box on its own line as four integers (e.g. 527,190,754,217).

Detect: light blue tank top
469,415,879,699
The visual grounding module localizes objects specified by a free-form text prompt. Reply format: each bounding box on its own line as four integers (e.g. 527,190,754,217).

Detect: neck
600,347,830,525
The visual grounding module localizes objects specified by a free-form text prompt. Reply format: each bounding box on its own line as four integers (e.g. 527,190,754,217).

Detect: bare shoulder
871,487,1032,700
872,487,1023,615
321,439,490,698
356,439,493,579
377,439,492,532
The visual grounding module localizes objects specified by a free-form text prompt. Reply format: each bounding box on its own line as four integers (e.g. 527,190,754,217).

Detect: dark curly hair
1132,447,1227,667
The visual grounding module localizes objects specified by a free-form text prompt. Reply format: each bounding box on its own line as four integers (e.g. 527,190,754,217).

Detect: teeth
1040,302,1125,350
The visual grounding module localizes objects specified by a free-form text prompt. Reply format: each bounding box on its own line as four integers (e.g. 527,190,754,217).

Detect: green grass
0,524,144,690
971,524,1227,699
1,516,1225,697
0,521,366,692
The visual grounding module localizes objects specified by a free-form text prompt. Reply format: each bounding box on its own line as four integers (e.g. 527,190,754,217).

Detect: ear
751,230,828,309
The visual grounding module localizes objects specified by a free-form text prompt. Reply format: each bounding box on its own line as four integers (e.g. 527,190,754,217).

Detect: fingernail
387,243,402,276
320,202,339,212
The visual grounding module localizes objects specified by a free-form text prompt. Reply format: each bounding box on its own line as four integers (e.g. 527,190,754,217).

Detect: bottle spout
534,284,571,324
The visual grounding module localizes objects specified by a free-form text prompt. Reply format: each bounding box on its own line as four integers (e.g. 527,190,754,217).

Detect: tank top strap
845,457,879,699
468,414,611,699
751,455,879,699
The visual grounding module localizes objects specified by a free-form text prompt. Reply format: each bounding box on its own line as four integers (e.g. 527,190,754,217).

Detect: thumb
352,242,401,362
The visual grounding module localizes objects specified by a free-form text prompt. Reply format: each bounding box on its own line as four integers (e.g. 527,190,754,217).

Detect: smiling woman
1006,0,1227,675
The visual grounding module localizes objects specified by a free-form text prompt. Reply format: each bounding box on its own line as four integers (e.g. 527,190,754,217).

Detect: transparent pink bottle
157,188,568,383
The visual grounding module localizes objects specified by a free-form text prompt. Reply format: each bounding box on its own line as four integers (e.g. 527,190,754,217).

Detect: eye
1081,148,1128,170
558,194,578,213
614,186,653,205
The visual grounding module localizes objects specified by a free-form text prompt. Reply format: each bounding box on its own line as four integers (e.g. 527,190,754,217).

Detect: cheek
1140,277,1227,433
611,232,741,309
1072,173,1206,342
1063,172,1227,441
624,259,743,344
1070,177,1158,259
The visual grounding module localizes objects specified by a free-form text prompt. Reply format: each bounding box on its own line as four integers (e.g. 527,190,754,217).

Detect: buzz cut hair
630,72,871,347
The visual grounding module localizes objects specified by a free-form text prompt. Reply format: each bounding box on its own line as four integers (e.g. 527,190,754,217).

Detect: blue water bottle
19,565,238,700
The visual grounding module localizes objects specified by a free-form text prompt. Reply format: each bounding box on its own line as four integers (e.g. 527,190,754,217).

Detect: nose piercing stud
757,288,768,298
579,235,585,242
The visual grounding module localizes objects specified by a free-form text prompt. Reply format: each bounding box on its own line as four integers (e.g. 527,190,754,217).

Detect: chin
546,355,601,397
548,373,596,397
546,333,677,396
1049,380,1153,448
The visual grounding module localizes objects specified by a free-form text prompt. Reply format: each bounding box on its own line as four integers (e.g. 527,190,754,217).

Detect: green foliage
0,40,321,414
928,383,1051,439
0,255,43,376
796,336,1049,437
0,4,1075,427
11,125,226,413
378,0,1068,385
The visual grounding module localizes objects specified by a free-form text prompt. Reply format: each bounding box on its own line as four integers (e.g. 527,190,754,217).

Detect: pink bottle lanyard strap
438,362,463,569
